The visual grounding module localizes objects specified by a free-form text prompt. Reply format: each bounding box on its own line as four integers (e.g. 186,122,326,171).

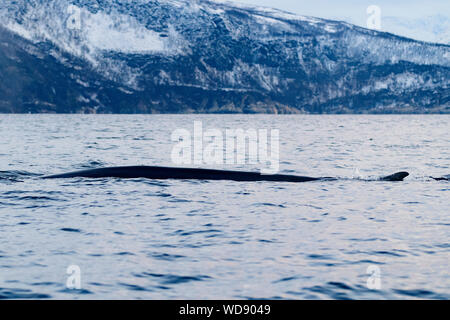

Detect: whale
42,166,410,182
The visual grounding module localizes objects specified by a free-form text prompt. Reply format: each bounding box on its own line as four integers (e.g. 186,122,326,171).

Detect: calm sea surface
0,115,448,299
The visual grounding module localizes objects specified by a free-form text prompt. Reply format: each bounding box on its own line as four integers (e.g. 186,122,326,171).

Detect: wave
0,287,51,299
0,170,41,182
432,174,450,181
73,160,109,170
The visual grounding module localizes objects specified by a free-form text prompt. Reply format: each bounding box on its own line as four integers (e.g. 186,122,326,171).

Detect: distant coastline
0,1,448,114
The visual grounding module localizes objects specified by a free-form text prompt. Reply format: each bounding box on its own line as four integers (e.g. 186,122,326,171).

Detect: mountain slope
0,0,449,113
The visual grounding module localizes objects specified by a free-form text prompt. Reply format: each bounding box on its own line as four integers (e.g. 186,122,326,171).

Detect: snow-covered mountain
0,0,449,113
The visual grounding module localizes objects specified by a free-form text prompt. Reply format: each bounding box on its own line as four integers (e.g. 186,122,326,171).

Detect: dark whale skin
42,166,409,182
379,172,409,182
43,166,328,182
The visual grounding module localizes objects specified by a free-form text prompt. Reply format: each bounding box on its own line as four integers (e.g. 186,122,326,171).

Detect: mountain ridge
0,0,449,114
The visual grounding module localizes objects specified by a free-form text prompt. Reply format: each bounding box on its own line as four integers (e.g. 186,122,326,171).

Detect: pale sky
221,0,450,26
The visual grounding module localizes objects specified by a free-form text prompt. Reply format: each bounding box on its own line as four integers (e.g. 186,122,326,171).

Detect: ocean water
0,114,448,300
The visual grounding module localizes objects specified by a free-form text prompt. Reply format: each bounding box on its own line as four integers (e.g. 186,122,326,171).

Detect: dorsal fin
379,172,409,181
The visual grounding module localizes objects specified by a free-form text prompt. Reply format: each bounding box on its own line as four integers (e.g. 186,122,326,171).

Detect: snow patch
84,11,165,53
4,22,33,41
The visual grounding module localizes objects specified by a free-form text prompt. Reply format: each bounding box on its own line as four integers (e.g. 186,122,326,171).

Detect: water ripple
0,114,449,299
